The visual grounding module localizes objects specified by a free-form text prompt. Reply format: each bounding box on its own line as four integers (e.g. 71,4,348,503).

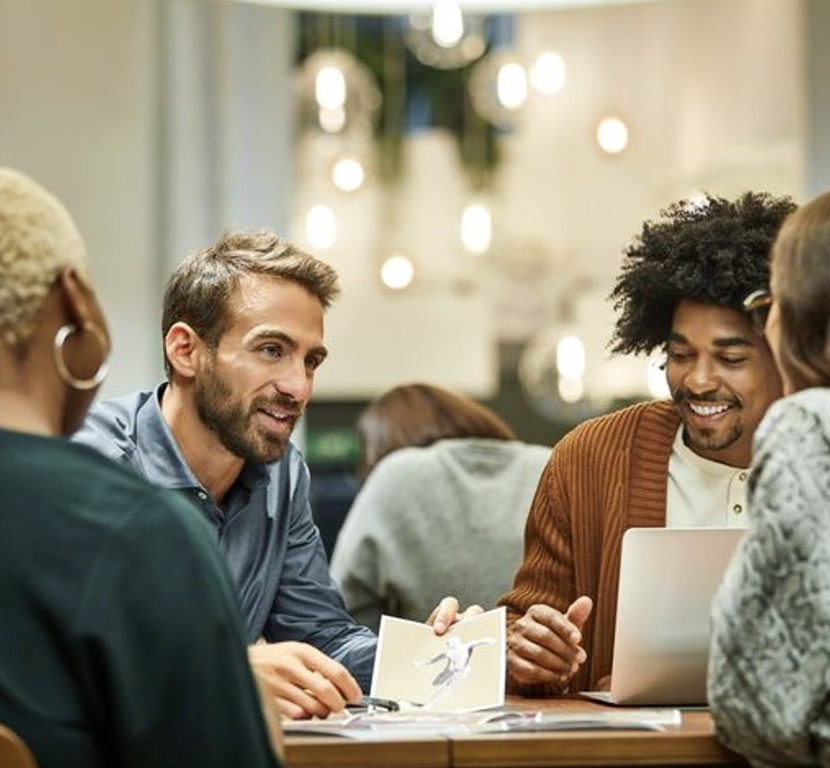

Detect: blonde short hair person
0,168,282,768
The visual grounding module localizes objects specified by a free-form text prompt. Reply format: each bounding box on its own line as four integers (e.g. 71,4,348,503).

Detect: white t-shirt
666,426,749,528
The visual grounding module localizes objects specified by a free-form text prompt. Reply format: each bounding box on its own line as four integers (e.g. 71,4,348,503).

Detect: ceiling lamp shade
295,49,382,138
404,2,487,69
469,49,529,128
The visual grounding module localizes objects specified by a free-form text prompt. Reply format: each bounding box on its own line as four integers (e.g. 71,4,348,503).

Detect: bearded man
498,191,796,698
75,230,466,719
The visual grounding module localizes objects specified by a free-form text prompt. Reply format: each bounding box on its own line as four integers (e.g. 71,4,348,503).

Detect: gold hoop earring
53,323,109,391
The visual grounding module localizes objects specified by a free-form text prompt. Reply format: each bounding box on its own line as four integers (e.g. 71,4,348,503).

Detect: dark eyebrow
668,331,753,349
249,329,328,358
251,329,297,351
713,337,753,349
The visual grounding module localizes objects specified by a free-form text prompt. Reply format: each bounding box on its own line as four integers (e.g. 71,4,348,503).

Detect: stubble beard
682,420,743,455
672,388,743,456
195,364,297,464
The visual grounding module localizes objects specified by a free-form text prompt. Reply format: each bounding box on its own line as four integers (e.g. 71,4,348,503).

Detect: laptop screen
602,527,744,706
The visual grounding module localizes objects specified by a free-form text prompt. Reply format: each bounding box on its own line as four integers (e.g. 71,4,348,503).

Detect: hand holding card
370,607,506,712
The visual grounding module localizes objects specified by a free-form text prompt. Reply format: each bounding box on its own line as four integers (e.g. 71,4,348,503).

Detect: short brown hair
357,383,516,480
770,191,830,389
161,229,340,378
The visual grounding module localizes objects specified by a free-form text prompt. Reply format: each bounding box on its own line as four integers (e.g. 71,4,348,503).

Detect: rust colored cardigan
499,400,680,696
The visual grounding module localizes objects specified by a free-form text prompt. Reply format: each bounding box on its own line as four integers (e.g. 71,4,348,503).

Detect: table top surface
283,696,748,768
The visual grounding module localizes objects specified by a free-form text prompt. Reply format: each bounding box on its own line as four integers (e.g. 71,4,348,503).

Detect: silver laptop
583,526,744,707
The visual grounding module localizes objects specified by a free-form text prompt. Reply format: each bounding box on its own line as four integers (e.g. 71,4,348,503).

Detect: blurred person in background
330,382,550,632
0,167,282,768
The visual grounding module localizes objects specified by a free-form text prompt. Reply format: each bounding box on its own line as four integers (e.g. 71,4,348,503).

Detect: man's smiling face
194,274,328,464
665,300,782,468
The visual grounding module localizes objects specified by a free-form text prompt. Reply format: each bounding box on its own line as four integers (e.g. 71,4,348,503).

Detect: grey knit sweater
330,438,551,633
709,388,830,768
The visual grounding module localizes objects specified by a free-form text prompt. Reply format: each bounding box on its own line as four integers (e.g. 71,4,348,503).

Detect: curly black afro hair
609,191,797,356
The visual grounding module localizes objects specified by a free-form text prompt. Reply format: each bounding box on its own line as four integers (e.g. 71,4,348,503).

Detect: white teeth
689,403,729,417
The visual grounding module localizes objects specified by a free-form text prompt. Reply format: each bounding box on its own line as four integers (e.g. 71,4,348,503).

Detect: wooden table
284,734,449,768
283,697,747,768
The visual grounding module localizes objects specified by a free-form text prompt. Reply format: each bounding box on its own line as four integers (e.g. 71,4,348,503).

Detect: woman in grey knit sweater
708,189,830,767
330,383,550,633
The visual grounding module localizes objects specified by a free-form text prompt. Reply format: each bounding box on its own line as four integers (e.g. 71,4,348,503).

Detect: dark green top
0,428,281,768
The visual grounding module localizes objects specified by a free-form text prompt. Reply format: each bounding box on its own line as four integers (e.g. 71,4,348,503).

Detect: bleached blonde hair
0,168,89,348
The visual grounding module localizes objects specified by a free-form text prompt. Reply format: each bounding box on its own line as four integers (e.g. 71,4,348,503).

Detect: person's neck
0,392,57,436
160,382,243,504
0,358,64,438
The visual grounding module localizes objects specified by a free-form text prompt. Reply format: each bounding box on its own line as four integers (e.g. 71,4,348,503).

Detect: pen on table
349,696,399,712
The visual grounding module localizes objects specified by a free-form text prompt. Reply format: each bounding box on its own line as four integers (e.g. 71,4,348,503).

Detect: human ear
164,321,204,380
54,267,111,388
57,267,108,342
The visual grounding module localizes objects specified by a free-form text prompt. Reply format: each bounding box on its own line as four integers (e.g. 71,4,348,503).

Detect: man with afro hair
499,190,796,698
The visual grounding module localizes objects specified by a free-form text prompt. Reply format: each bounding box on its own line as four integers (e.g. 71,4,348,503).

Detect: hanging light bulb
296,49,382,139
556,334,586,404
469,50,529,129
596,115,630,154
530,51,566,95
460,203,492,255
332,155,366,192
305,204,337,250
496,61,528,110
518,324,605,419
380,252,415,290
318,106,346,134
404,7,485,69
556,335,586,380
558,376,585,404
315,65,346,110
431,0,464,48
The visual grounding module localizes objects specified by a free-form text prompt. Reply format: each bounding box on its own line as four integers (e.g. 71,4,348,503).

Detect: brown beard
194,359,299,464
672,388,744,454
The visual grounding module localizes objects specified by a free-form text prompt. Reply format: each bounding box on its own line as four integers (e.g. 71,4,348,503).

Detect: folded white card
370,607,506,712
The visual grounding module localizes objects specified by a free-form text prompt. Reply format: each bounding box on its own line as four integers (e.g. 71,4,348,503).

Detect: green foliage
296,11,501,188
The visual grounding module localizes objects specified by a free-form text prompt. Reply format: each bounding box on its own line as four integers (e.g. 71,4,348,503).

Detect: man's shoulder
59,441,210,541
73,389,158,461
559,400,678,452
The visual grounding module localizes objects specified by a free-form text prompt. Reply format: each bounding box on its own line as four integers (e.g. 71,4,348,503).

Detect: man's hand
248,641,362,720
507,596,593,691
426,596,484,634
253,671,285,758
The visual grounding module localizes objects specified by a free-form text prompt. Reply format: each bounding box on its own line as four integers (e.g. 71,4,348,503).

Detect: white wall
290,0,806,402
0,0,295,396
501,0,804,315
0,0,161,395
161,0,294,269
0,0,820,404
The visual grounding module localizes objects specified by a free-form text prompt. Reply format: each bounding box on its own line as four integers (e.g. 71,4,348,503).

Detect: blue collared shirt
73,384,377,691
